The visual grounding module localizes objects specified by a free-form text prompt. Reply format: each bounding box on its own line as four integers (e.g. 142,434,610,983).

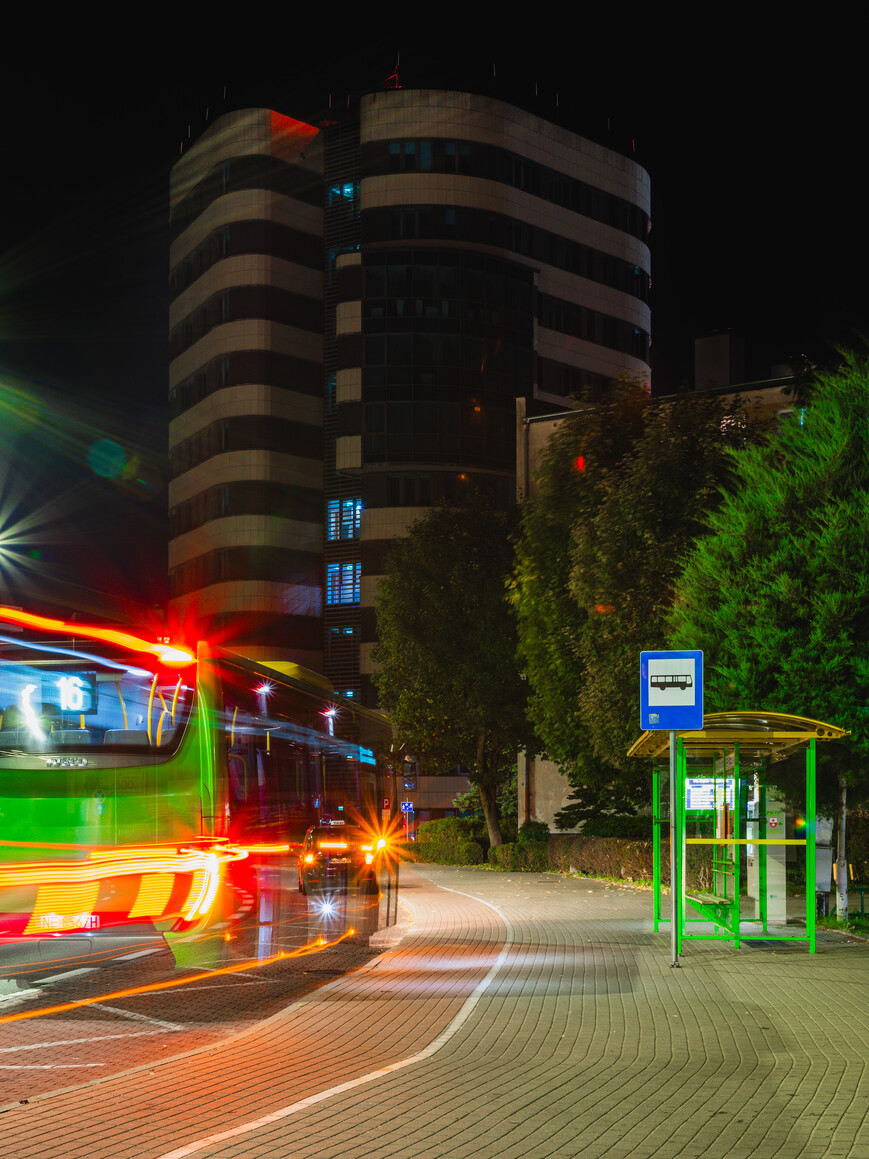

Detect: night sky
0,50,864,621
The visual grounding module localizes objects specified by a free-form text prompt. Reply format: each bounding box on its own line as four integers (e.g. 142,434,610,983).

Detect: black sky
0,49,865,617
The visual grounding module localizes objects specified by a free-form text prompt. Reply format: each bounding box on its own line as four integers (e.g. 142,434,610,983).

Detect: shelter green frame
628,712,849,955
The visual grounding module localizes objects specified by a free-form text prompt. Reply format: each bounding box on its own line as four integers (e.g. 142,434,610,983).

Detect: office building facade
168,90,650,698
168,109,325,668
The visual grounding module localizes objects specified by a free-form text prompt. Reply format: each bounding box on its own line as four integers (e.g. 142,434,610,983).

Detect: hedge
403,834,486,871
548,835,660,881
402,831,661,881
487,842,551,871
398,812,869,886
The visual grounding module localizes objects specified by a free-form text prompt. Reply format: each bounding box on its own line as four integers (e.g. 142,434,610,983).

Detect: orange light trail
0,905,319,981
238,844,295,854
0,929,356,1025
0,937,164,980
0,845,248,888
0,606,195,666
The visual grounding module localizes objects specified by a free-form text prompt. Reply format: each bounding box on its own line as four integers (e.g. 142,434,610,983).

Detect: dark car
298,820,385,895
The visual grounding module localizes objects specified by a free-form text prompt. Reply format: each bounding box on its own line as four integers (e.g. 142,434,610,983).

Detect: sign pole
669,728,679,967
640,649,701,967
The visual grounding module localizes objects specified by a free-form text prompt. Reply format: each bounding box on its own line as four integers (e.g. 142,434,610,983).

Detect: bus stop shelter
628,712,849,956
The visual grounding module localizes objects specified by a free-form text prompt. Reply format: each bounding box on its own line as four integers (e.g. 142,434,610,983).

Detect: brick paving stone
2,865,869,1158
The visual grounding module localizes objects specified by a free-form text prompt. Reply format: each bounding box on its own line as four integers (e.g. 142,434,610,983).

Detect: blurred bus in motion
0,607,391,973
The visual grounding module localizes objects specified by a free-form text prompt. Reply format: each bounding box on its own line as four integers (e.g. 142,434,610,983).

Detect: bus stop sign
640,650,703,731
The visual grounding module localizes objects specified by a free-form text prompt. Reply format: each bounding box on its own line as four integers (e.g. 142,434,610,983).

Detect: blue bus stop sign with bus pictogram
640,650,704,731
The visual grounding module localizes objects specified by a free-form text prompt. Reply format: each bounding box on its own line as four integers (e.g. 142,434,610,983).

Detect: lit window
326,562,361,604
327,499,362,541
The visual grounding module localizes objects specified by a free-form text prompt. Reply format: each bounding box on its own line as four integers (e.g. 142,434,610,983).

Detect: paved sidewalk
3,866,869,1158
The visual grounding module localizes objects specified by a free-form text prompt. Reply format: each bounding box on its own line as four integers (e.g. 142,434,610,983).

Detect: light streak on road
0,930,355,1026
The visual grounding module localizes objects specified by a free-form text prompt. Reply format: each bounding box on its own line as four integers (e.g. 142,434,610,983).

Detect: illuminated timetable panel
685,777,735,811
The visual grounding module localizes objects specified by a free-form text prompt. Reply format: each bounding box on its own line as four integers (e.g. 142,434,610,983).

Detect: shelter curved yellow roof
627,710,850,761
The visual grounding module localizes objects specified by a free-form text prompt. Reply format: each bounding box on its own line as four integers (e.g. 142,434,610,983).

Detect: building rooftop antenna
383,52,401,90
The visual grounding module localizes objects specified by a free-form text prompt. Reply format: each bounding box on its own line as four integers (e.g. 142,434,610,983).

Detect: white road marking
0,1031,167,1053
0,1063,105,1069
147,980,270,993
91,1003,185,1031
114,947,166,961
0,988,41,1006
156,884,514,1159
32,967,96,984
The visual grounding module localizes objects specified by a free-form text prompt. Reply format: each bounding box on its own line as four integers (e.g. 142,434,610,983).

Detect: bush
412,828,486,866
547,835,659,881
418,816,490,850
487,843,514,870
394,840,422,862
580,814,652,840
487,841,552,871
548,835,575,873
846,811,869,882
405,827,660,883
517,819,551,844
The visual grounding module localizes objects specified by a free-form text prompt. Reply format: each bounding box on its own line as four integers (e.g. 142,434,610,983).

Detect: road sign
640,650,703,731
400,801,413,813
383,797,390,809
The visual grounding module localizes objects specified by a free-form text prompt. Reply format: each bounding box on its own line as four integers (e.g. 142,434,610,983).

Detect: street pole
669,728,680,967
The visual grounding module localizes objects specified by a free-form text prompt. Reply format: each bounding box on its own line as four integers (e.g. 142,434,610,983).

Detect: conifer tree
670,354,869,916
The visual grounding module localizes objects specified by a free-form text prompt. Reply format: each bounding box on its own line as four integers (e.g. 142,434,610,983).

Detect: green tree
511,378,649,824
373,502,533,846
669,353,869,917
571,391,746,775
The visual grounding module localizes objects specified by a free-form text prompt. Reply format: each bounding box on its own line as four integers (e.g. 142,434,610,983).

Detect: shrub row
548,835,660,881
404,832,486,866
487,841,551,871
401,812,869,886
403,822,660,882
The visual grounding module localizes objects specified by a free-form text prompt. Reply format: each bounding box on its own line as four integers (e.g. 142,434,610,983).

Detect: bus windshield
0,633,194,754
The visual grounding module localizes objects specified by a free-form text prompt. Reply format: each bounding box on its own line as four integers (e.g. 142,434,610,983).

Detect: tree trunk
478,780,503,848
474,731,503,847
836,775,848,920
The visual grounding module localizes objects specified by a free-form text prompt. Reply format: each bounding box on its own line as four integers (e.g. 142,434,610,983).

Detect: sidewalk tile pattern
2,866,868,1158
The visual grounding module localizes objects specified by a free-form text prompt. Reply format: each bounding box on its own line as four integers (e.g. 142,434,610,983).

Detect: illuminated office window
326,562,361,604
327,499,362,540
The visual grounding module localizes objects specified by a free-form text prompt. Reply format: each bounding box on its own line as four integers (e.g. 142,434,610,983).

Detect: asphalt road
0,856,398,1103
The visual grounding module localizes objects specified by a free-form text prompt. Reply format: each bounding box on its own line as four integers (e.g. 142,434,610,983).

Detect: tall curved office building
169,91,650,697
168,109,325,667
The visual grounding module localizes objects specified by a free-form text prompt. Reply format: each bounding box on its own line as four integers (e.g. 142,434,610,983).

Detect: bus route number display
36,672,98,715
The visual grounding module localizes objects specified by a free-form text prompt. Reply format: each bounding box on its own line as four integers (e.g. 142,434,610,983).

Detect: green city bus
0,607,391,957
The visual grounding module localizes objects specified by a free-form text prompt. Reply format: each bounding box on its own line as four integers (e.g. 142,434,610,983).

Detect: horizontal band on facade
170,154,322,240
170,220,323,301
200,610,324,652
169,545,321,600
170,285,323,361
538,293,649,361
359,138,649,243
170,479,324,538
170,349,323,417
537,356,612,401
360,206,649,305
170,415,323,479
